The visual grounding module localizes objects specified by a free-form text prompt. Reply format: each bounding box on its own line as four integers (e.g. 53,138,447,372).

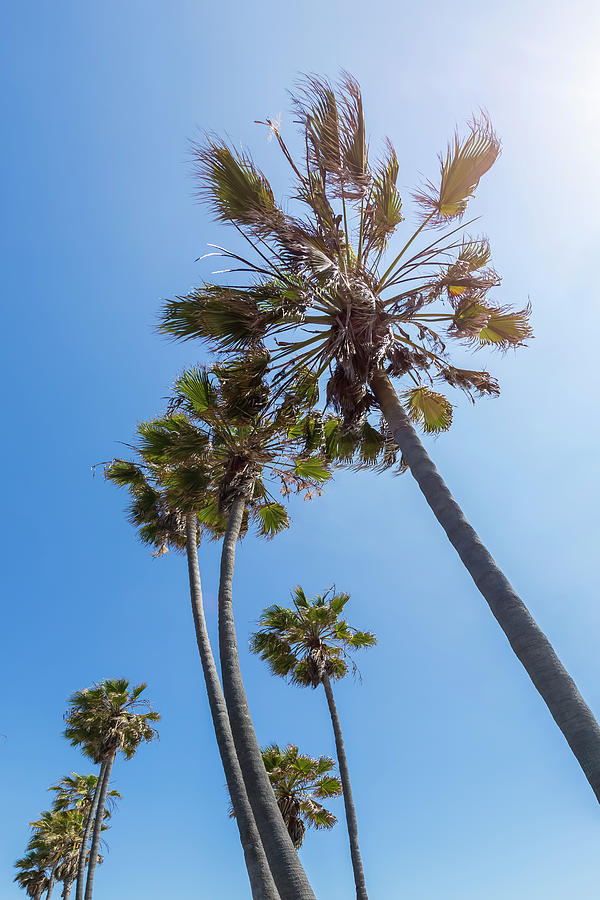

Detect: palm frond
414,114,500,223
403,387,453,433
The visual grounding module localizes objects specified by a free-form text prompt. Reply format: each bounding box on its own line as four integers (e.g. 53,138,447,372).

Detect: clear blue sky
2,1,600,897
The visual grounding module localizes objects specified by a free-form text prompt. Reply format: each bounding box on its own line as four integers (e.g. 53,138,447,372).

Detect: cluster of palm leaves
25,72,599,900
15,680,159,900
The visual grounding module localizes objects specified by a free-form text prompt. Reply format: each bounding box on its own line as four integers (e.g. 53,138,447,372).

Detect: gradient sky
2,1,600,898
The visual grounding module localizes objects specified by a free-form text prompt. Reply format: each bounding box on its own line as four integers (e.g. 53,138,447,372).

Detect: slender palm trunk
46,863,58,900
371,369,600,800
185,514,279,900
84,749,115,900
62,879,74,900
218,497,316,900
75,762,106,900
321,674,368,900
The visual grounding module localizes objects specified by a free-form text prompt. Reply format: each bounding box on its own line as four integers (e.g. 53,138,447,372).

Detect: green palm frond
193,139,283,231
477,303,532,347
414,113,500,222
254,503,290,538
403,387,453,433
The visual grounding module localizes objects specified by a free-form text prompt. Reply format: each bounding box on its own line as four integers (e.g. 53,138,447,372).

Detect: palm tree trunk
75,762,107,900
321,674,368,900
46,863,58,900
371,369,600,800
62,878,74,900
185,514,279,900
84,749,115,900
218,497,316,900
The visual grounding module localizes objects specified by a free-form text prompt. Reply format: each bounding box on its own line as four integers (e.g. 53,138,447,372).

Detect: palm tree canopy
49,773,120,817
160,73,531,435
250,586,375,687
261,744,341,849
14,851,50,898
106,358,355,549
63,679,160,763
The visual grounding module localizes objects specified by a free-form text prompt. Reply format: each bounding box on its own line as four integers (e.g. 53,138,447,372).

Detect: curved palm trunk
84,749,115,900
75,762,106,900
46,863,58,900
185,514,279,900
371,369,600,800
321,674,368,900
218,498,316,900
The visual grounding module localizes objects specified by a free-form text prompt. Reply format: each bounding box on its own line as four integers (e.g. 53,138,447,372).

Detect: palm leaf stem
376,213,434,291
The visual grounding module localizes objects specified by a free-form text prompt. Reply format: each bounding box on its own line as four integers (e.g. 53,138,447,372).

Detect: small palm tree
14,851,50,900
26,809,87,900
47,773,118,900
64,680,159,900
261,745,341,849
251,587,375,899
161,73,600,799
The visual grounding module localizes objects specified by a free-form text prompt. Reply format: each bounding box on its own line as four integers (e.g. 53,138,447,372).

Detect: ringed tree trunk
371,369,600,800
75,761,107,900
321,674,368,900
218,497,316,900
84,748,116,900
184,514,279,900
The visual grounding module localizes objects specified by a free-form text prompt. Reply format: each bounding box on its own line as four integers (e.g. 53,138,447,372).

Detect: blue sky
2,1,600,897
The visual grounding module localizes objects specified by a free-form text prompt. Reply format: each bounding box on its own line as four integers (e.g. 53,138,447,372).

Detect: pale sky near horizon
2,1,600,898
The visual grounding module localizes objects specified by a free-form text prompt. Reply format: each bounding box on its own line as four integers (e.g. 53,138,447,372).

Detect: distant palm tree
260,744,341,849
14,851,49,900
48,773,118,900
27,809,86,900
64,680,159,900
161,72,600,800
251,587,375,899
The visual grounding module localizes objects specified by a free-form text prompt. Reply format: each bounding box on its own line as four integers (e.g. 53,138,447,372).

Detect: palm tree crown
250,586,376,687
64,679,160,763
160,73,531,435
260,744,342,849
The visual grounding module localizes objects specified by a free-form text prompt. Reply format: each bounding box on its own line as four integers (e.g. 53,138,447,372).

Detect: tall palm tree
106,456,279,900
160,73,600,800
64,679,159,900
251,587,375,899
109,357,336,899
260,744,341,849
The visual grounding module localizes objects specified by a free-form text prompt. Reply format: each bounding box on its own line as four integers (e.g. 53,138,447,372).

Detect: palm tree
64,679,159,900
108,357,335,900
251,587,375,898
260,744,341,849
47,773,118,900
160,73,600,800
105,457,278,900
26,809,88,900
14,851,50,900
